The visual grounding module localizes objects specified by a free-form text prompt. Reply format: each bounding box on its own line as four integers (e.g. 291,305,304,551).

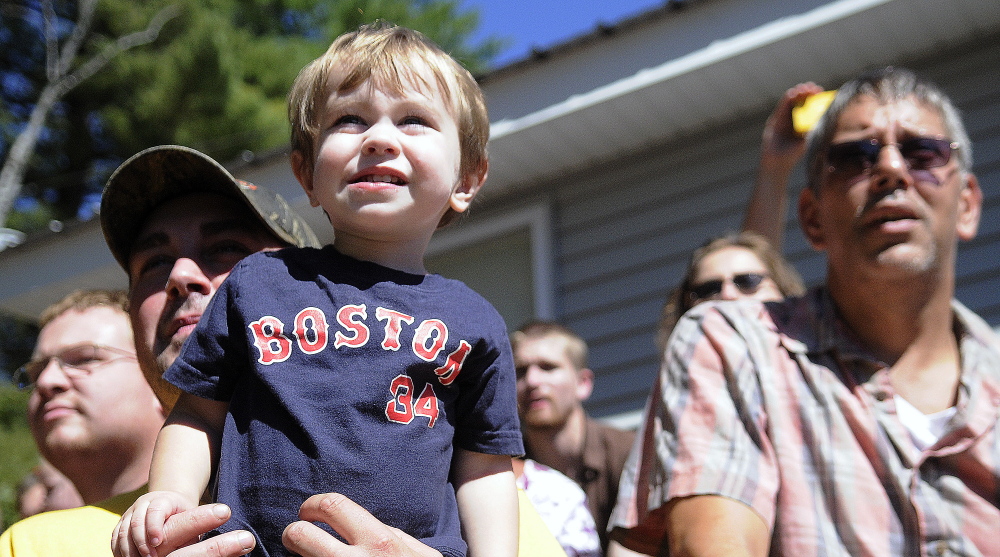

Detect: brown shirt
526,417,636,551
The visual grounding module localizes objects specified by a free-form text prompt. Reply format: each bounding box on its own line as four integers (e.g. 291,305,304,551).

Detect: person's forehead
328,61,459,115
140,192,254,233
333,79,449,115
130,193,277,256
834,94,947,136
695,246,768,279
516,335,575,364
36,306,131,353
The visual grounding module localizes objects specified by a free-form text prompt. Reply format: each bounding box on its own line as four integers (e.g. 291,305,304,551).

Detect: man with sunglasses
609,67,998,556
1,290,166,554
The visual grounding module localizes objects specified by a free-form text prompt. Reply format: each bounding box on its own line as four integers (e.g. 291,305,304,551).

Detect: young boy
113,23,522,557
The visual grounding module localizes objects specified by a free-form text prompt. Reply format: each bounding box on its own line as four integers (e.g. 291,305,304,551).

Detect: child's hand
112,490,198,557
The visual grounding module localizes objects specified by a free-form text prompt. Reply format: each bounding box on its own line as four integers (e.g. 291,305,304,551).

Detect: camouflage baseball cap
101,145,321,270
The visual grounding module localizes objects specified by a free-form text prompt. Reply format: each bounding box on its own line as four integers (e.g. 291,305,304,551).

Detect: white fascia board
489,0,892,140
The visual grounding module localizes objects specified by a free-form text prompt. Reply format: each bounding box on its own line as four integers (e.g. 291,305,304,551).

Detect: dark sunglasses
688,273,768,302
826,136,958,177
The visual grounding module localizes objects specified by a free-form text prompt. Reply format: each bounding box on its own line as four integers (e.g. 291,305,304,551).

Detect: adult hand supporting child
155,504,254,557
156,496,442,557
283,493,444,557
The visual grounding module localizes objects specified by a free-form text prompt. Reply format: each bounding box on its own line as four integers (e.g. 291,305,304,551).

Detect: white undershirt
894,395,957,451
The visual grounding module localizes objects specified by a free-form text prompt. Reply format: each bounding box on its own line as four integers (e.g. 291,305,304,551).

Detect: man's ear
798,187,826,251
449,161,488,214
576,367,594,403
291,150,320,208
956,172,982,241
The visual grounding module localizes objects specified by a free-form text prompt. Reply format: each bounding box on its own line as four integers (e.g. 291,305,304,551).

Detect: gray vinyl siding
555,118,776,417
517,34,1000,419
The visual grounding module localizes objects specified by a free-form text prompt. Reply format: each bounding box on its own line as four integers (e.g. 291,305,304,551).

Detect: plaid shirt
609,288,1000,556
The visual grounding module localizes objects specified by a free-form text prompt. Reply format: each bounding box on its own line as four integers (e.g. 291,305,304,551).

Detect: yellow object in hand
791,90,836,134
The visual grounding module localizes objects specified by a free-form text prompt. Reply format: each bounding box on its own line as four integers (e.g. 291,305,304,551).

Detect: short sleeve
163,262,249,401
451,304,524,457
609,303,779,552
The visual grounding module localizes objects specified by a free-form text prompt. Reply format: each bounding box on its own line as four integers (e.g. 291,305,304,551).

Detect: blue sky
460,0,664,68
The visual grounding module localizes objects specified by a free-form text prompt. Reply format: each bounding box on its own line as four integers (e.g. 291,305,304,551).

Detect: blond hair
510,321,588,371
39,290,129,328
288,22,489,227
656,232,805,351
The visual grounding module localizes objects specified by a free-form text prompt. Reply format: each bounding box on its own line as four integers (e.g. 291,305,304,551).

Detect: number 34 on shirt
247,304,474,429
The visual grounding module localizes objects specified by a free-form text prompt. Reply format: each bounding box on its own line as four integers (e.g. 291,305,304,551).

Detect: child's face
294,71,479,250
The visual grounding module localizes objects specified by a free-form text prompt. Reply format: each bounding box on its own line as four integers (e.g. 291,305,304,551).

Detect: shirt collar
786,287,1000,418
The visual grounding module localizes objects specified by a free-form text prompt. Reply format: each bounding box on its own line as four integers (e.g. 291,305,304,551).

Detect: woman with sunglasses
652,80,824,350
605,86,813,557
654,231,805,352
605,233,803,556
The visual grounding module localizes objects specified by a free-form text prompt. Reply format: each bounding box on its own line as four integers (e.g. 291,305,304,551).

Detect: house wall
475,33,1000,420
2,2,996,421
482,0,846,122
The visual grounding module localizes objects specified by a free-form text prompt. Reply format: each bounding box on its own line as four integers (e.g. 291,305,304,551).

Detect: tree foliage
0,0,179,228
0,0,504,230
0,384,37,529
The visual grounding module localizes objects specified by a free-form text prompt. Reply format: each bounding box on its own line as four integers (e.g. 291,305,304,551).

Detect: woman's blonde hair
655,231,805,352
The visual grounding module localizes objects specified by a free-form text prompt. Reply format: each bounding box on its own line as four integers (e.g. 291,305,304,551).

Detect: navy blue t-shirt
164,246,524,557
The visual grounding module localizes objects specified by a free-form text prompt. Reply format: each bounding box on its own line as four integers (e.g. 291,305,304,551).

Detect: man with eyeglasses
609,66,999,556
1,290,165,553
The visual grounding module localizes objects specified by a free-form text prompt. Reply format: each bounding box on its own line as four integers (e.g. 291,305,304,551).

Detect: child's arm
111,393,228,557
452,449,518,557
148,392,227,496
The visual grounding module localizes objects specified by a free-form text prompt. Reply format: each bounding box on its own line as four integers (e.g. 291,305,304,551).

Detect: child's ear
291,150,320,208
449,161,488,214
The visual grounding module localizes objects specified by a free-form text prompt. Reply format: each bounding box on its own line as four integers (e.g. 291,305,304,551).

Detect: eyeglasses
14,343,136,390
825,136,958,178
688,273,769,302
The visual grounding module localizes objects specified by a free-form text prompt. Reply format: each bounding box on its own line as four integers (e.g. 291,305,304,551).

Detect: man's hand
283,493,443,557
160,504,255,557
160,494,441,557
664,495,769,557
